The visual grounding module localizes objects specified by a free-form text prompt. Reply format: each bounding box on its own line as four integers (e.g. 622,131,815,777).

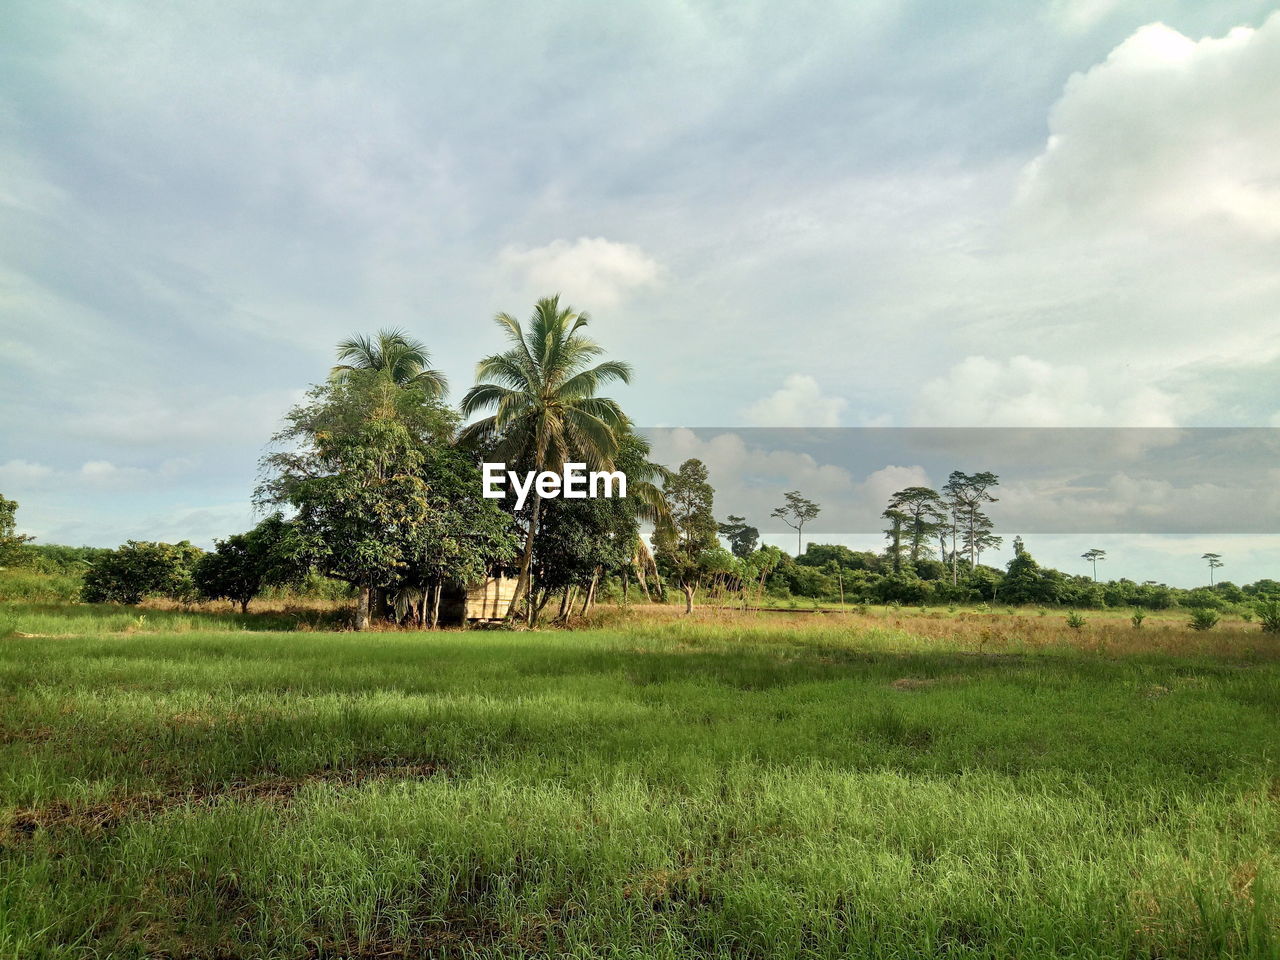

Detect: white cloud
648,428,932,540
1047,0,1124,34
77,458,193,489
68,388,304,449
912,355,1178,427
499,237,660,309
743,374,847,427
1018,16,1280,237
0,459,55,489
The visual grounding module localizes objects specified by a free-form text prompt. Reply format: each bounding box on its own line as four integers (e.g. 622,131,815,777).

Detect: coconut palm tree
331,329,448,398
459,296,632,620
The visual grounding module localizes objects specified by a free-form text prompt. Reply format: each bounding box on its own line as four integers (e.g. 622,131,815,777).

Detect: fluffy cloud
647,428,933,536
743,374,848,427
0,459,54,488
912,356,1178,427
1019,17,1280,237
500,237,660,309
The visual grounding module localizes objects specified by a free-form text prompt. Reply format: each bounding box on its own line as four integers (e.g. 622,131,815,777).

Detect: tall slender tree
943,471,1000,582
1082,548,1106,582
459,296,632,620
1202,552,1224,586
332,329,449,397
882,508,909,574
771,491,820,556
654,458,719,614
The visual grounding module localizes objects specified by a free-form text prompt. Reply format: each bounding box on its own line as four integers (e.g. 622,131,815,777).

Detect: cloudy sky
3,1,1279,584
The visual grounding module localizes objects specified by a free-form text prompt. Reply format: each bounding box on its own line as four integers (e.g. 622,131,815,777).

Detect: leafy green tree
771,490,820,556
887,487,947,564
82,541,204,604
531,494,631,621
882,508,909,574
0,495,34,567
399,444,520,627
193,515,308,613
1002,548,1056,605
718,515,760,559
943,471,999,582
654,458,719,613
797,543,880,574
459,296,632,621
331,329,448,397
259,372,456,629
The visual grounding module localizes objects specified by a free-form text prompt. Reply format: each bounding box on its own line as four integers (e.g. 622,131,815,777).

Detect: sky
2,1,1279,586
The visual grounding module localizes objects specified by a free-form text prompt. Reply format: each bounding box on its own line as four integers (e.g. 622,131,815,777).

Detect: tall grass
0,607,1276,957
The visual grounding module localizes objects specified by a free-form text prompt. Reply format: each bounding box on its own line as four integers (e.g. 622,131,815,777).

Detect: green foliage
0,494,35,567
1065,611,1086,629
886,486,947,565
259,373,459,623
458,296,632,616
193,515,309,612
1253,599,1280,633
1188,607,1220,631
717,514,759,559
331,328,448,396
0,567,84,602
1130,608,1146,628
81,541,204,604
654,458,720,612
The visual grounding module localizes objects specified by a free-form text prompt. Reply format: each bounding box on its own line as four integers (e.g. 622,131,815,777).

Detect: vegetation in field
0,605,1276,958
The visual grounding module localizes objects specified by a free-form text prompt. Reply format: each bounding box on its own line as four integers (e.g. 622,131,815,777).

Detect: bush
1130,608,1146,629
81,541,203,605
1256,599,1280,633
1188,608,1219,631
0,567,84,603
1065,611,1086,629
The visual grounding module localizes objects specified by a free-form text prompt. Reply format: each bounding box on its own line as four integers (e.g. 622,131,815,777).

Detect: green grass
1,604,1277,958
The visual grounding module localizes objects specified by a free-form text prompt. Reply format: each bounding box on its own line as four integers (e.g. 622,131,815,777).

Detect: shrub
1065,611,1086,629
1130,609,1146,628
1188,608,1219,631
82,541,203,605
1256,599,1280,633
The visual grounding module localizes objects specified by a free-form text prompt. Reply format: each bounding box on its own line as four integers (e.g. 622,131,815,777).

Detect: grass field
1,602,1278,958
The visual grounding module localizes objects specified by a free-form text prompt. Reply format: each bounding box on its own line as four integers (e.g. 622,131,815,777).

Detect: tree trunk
682,582,694,615
356,584,371,631
507,493,542,623
430,581,442,628
558,587,572,621
581,570,599,616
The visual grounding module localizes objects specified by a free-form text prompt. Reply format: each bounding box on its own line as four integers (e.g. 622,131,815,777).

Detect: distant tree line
2,302,1279,628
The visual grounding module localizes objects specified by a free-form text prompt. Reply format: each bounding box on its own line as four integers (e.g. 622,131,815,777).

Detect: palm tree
459,296,632,620
331,329,448,398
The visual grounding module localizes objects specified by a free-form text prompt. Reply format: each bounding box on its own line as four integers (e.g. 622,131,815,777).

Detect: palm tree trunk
507,492,542,622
